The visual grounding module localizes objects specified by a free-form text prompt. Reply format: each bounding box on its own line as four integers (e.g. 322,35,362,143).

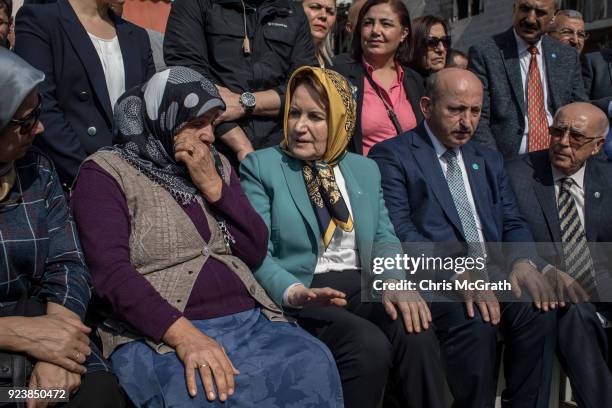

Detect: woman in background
302,0,337,67
408,15,451,78
332,0,424,156
14,0,153,188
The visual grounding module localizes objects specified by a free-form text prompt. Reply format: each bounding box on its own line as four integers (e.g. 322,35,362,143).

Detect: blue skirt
110,308,344,407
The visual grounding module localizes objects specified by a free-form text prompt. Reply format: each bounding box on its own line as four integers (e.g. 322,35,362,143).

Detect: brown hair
350,0,412,66
289,69,330,112
408,15,450,76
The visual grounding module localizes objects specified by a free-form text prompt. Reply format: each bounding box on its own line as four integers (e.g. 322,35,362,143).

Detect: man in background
547,9,587,54
469,0,586,159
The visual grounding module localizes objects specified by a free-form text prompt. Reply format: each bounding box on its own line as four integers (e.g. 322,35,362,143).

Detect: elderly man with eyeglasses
548,9,588,54
506,102,612,408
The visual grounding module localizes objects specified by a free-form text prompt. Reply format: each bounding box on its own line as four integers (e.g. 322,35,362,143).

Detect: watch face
241,92,256,108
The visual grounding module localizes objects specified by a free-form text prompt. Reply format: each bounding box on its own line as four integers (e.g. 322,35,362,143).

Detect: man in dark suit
370,68,557,408
506,102,612,408
582,48,612,158
469,0,587,159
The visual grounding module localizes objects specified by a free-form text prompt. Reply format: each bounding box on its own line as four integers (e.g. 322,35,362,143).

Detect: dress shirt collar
362,57,405,83
424,121,460,159
513,29,543,56
551,163,586,191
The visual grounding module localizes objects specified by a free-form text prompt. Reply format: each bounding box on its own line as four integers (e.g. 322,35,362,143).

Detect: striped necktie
557,177,596,292
443,149,486,261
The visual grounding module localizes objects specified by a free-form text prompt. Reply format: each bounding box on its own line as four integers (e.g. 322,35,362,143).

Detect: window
454,0,484,21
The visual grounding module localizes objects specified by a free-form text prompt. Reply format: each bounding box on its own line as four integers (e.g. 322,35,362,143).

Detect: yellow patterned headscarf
281,67,357,248
281,66,356,164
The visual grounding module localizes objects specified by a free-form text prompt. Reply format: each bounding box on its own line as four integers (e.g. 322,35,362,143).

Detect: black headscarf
107,67,226,204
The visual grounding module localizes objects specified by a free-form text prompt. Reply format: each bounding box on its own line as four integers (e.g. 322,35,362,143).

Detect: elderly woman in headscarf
240,66,445,408
70,66,342,407
0,49,125,406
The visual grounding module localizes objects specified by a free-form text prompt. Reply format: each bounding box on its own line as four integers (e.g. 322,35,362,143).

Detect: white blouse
88,33,125,111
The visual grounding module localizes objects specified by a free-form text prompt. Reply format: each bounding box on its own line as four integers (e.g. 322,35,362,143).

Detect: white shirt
282,166,360,307
424,122,485,244
552,164,586,227
514,30,553,155
88,33,125,111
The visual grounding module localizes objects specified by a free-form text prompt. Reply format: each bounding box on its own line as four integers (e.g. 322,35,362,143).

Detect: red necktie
526,46,550,152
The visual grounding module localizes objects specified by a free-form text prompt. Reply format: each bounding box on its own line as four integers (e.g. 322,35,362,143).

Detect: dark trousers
430,298,556,408
297,270,445,408
557,302,612,408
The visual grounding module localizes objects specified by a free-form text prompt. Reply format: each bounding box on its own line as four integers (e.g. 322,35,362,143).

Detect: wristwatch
239,91,256,116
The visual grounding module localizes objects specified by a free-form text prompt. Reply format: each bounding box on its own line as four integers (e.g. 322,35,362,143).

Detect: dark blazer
369,123,539,279
331,56,425,155
506,151,612,275
582,49,612,116
14,0,154,187
468,28,587,159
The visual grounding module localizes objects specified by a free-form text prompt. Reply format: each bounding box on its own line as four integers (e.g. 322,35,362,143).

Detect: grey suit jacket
469,28,587,159
582,48,612,117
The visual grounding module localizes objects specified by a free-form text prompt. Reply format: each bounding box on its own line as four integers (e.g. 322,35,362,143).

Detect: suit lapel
339,159,370,251
59,0,113,121
113,13,138,89
499,30,525,117
531,154,563,243
280,155,320,239
461,144,495,241
412,125,464,235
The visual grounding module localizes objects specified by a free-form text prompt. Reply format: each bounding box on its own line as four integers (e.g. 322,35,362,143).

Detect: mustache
520,21,539,30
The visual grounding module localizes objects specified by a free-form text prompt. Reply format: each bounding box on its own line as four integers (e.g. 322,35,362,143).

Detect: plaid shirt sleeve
37,160,91,320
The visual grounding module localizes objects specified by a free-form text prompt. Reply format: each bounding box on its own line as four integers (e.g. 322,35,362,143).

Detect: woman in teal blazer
240,66,444,408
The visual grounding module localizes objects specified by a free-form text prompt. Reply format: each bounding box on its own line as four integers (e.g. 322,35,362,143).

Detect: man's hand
214,86,246,124
456,273,500,324
509,260,557,311
286,284,347,308
27,362,81,408
544,267,590,307
217,127,254,162
382,281,432,333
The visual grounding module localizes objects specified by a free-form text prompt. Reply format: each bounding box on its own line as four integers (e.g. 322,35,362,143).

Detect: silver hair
550,9,584,30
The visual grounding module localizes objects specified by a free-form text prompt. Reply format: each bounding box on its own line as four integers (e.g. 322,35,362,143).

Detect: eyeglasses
549,125,600,147
425,36,451,49
551,28,589,40
9,94,42,135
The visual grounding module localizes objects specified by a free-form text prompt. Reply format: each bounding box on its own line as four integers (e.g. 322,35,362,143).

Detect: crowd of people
0,0,611,407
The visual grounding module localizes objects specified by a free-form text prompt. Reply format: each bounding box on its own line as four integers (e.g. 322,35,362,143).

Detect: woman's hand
2,314,91,374
27,361,81,408
286,284,347,308
174,133,223,202
163,318,239,402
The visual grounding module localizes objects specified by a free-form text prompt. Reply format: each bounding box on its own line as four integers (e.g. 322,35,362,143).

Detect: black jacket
582,48,612,116
14,0,154,187
164,0,317,158
330,56,425,155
